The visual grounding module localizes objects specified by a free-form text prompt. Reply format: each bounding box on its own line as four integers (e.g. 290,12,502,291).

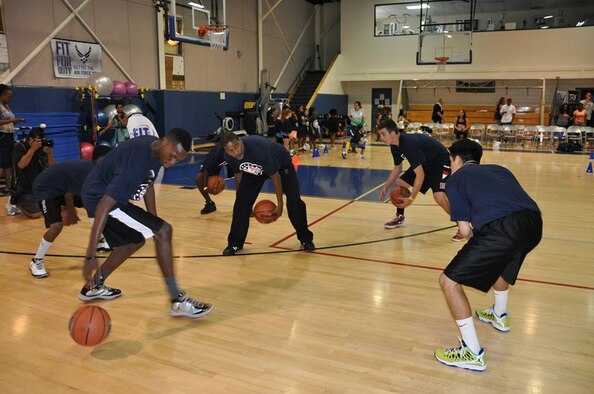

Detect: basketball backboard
415,0,473,65
167,0,229,50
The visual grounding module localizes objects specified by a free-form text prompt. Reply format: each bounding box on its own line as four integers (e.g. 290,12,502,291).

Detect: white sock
34,237,52,260
493,289,509,316
456,317,481,354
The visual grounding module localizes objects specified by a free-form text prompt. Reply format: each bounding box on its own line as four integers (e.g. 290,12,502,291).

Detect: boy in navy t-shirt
29,145,111,278
434,139,542,371
377,119,462,241
81,129,213,319
220,133,314,255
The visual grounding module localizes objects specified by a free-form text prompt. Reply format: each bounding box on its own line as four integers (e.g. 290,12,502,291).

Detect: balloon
86,73,113,96
80,142,94,161
96,111,108,128
111,80,126,97
123,104,142,116
103,104,117,120
124,81,139,96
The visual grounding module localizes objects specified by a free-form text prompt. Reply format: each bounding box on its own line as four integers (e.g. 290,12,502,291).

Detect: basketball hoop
205,24,229,51
435,56,449,72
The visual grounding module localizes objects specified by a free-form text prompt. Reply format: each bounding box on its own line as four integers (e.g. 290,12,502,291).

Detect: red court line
269,200,354,247
273,246,594,291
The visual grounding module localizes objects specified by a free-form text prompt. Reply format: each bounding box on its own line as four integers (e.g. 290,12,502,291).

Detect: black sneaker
301,241,315,251
222,245,242,256
200,201,217,215
79,284,122,301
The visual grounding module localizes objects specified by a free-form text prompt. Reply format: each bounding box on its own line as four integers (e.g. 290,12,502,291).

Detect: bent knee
154,222,172,240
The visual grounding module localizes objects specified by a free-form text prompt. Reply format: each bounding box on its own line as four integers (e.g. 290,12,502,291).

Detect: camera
37,124,54,148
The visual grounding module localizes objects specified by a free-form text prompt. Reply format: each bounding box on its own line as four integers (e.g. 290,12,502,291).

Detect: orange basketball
390,186,411,206
206,175,225,195
69,305,111,346
253,199,277,224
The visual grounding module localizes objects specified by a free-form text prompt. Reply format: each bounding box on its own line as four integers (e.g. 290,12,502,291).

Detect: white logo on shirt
132,170,156,200
239,162,264,176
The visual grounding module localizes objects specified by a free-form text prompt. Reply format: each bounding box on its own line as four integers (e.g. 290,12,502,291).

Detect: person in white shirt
349,101,366,129
126,113,159,138
500,98,516,125
579,92,593,127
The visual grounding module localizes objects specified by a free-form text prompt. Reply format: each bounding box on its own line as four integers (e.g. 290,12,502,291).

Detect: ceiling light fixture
188,1,205,9
543,15,553,19
406,4,430,10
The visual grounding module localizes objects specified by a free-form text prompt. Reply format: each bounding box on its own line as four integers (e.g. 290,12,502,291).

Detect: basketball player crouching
434,139,542,371
80,129,213,318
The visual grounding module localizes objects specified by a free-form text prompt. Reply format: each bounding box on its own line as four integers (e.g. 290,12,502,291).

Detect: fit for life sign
51,39,102,78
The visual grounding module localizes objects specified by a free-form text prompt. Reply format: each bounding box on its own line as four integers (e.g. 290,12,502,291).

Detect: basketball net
206,25,229,51
435,56,449,72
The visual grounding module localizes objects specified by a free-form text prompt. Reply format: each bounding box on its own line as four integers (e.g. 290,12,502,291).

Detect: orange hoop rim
435,56,450,64
205,24,229,33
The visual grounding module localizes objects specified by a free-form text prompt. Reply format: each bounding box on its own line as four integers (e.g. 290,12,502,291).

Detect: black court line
0,225,456,260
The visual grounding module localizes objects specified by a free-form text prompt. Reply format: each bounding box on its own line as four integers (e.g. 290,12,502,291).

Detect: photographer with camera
9,127,55,217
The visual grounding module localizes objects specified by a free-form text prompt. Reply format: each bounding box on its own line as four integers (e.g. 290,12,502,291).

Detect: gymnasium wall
4,0,159,88
341,0,594,81
320,2,341,70
3,0,316,94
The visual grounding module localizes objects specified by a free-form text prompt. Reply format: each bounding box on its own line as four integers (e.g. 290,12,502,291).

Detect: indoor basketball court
0,0,593,393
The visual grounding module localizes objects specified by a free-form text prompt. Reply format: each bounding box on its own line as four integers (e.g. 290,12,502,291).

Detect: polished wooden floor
1,143,593,393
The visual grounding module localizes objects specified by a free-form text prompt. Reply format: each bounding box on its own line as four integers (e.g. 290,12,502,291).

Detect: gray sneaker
171,292,213,319
79,284,122,301
5,202,21,216
29,258,49,278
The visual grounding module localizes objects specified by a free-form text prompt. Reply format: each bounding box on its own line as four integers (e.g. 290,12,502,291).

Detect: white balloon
123,104,142,116
86,72,113,96
103,104,117,120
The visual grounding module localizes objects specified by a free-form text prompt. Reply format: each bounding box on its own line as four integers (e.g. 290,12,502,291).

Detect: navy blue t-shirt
446,163,540,230
224,135,292,177
390,133,449,169
33,160,94,200
200,142,226,175
82,136,162,214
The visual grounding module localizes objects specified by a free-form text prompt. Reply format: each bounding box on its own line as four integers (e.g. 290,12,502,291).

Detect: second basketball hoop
435,56,449,72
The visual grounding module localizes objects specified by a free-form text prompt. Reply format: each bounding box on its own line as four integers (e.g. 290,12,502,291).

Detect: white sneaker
96,237,112,253
171,292,213,319
5,202,21,216
29,258,49,278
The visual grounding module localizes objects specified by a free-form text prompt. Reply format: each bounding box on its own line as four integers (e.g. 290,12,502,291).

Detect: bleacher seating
406,105,551,126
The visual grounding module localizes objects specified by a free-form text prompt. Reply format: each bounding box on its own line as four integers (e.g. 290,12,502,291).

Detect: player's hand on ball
270,205,283,218
395,196,412,209
380,187,387,201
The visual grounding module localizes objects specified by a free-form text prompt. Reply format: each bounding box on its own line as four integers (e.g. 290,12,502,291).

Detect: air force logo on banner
75,45,92,64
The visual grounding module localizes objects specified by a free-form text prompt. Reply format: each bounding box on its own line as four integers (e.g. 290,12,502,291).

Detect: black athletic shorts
38,195,84,228
0,132,14,169
400,154,451,194
444,209,542,292
103,204,165,248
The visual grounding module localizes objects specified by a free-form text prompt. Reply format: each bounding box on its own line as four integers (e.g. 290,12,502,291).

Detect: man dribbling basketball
377,119,462,241
220,133,314,255
80,129,213,318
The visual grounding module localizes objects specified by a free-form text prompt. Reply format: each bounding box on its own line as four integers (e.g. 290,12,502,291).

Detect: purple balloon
111,80,126,97
124,81,139,96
